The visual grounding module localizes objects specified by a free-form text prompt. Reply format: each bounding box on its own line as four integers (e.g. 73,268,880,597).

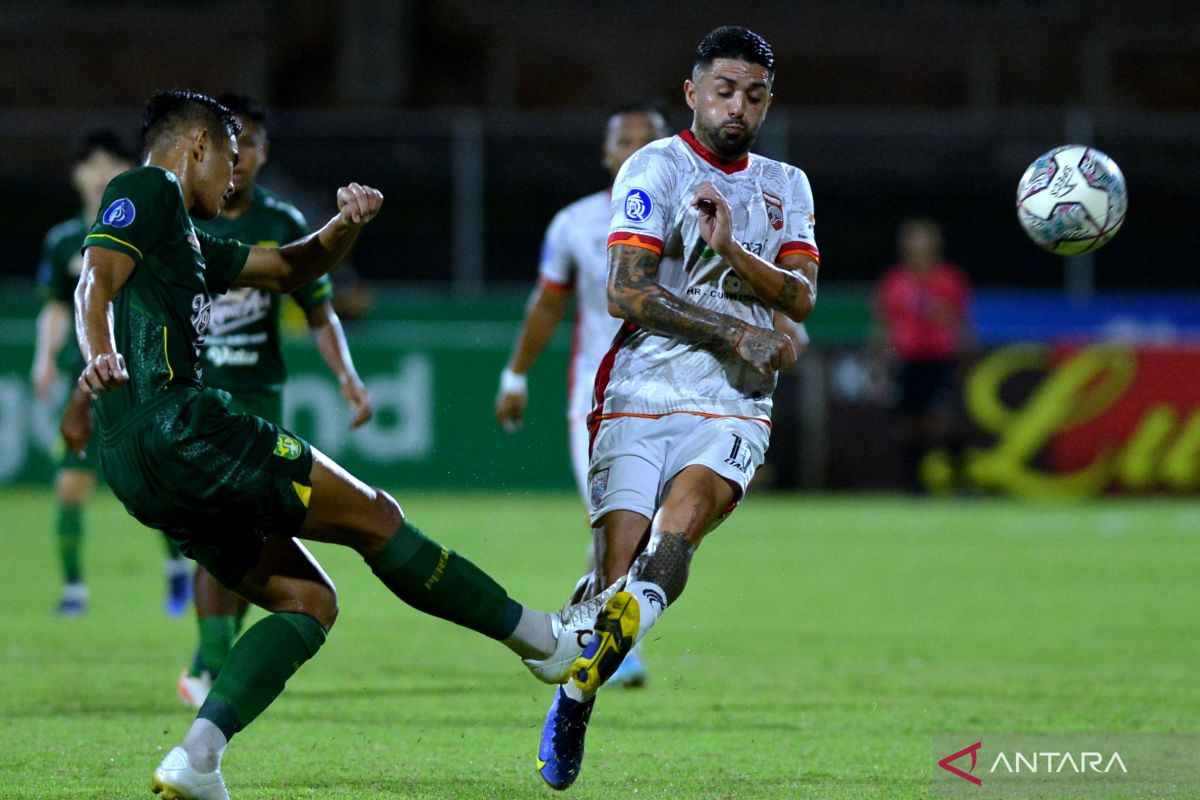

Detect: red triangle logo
938,741,983,785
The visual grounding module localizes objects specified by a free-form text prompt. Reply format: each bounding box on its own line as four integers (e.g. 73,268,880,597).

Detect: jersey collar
680,129,751,174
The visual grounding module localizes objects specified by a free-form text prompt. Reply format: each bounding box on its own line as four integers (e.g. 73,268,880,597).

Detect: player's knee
56,473,93,505
372,488,405,532
307,583,340,630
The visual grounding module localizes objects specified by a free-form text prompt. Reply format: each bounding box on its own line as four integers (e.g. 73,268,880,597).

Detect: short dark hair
214,92,266,126
141,90,241,153
694,26,775,79
73,128,133,165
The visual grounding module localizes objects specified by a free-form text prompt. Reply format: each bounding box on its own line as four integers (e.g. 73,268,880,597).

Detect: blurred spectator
874,218,973,493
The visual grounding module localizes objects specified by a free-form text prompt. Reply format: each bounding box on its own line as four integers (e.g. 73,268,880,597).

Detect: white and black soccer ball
1016,145,1127,255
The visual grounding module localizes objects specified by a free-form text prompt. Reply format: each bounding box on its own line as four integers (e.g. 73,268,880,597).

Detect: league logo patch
763,192,784,231
624,188,652,222
102,198,136,228
273,433,303,460
590,467,610,509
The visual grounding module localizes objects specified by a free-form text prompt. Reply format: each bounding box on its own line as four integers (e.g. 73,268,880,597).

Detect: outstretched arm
74,247,134,398
495,283,571,432
607,243,795,375
234,183,383,294
304,300,372,428
693,181,817,322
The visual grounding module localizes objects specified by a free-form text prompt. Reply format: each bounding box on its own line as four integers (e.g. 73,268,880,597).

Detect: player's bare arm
608,243,795,374
692,181,817,322
31,299,71,398
495,284,571,432
234,182,383,293
74,246,133,398
304,301,373,428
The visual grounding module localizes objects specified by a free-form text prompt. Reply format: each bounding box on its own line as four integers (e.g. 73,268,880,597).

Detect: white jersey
595,130,819,424
538,190,624,418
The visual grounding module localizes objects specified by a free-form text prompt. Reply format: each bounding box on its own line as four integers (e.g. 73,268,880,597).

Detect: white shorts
587,413,770,525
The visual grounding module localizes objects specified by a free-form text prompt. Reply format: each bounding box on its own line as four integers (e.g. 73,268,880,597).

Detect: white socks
181,718,227,774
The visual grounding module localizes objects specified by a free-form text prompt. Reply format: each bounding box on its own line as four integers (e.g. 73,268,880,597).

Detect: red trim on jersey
778,241,821,264
607,231,664,255
587,320,639,456
679,129,750,174
539,276,573,293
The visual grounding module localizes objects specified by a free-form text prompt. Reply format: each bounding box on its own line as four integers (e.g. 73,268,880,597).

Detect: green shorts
224,390,284,426
100,386,313,588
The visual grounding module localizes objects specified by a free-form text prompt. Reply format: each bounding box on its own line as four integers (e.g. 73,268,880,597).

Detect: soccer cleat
151,746,229,800
523,577,626,684
54,584,89,617
608,643,648,688
176,670,212,709
536,686,595,790
570,590,640,694
166,570,192,617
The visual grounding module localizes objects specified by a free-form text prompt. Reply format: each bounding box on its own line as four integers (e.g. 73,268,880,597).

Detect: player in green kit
73,91,617,800
176,93,373,709
31,129,192,616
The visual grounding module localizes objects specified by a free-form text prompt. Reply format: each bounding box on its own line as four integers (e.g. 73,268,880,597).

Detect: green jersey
36,215,89,374
83,166,250,434
193,184,332,397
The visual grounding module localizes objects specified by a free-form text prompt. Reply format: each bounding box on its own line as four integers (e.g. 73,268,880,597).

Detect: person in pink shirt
875,218,973,491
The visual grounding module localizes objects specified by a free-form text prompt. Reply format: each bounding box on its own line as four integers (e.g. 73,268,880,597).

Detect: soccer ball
1016,145,1127,255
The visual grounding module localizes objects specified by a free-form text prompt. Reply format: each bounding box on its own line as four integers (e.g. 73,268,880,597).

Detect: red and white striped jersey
596,130,819,424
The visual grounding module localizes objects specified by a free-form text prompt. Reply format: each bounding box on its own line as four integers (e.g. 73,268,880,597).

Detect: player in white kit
535,27,820,789
496,107,670,688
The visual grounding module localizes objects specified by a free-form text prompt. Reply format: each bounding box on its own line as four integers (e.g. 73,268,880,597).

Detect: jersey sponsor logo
101,198,136,228
624,188,653,222
590,467,610,509
190,294,212,336
208,288,272,336
273,433,303,460
205,345,260,367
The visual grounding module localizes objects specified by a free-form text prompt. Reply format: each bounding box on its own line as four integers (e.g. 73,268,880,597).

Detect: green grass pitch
1,487,1197,799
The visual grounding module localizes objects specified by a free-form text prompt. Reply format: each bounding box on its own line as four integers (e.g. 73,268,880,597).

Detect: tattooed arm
607,243,796,375
693,181,817,322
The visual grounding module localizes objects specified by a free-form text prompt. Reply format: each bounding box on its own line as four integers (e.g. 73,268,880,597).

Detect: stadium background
2,0,1200,493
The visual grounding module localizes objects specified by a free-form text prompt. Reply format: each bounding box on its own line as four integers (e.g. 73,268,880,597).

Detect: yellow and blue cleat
537,686,595,790
570,590,640,694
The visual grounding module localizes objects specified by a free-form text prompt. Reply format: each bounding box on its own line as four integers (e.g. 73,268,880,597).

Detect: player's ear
260,138,271,165
684,78,697,110
191,127,209,163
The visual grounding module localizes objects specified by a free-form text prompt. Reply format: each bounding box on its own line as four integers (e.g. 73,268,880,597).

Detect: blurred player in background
535,26,819,789
874,218,973,492
72,90,615,799
176,92,374,708
494,104,670,688
30,129,191,616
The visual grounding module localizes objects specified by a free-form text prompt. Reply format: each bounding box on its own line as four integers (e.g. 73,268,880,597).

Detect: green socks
367,521,523,641
190,605,250,678
56,504,83,585
198,611,327,740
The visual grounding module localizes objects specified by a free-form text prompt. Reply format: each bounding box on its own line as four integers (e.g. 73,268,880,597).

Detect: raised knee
311,584,339,630
374,488,404,531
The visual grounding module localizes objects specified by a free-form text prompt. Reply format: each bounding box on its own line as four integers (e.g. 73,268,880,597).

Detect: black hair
693,26,775,78
73,128,133,165
214,92,266,126
141,90,241,153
